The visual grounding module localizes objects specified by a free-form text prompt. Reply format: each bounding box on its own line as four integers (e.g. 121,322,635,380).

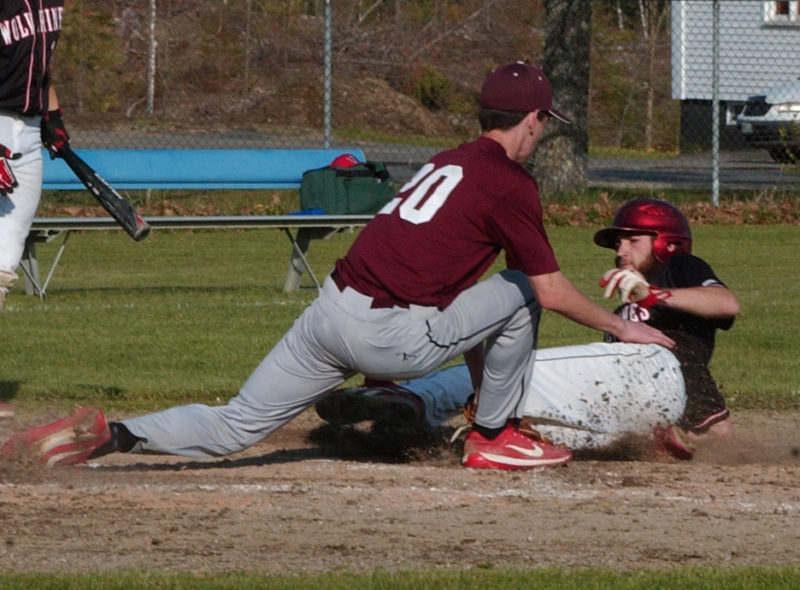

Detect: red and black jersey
605,253,734,433
0,0,64,115
335,136,559,309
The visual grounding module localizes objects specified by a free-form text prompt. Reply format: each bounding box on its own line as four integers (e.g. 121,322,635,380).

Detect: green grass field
2,566,800,589
3,223,797,412
2,223,800,588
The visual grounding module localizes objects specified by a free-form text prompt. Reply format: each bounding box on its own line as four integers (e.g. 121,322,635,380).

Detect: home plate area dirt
1,409,799,574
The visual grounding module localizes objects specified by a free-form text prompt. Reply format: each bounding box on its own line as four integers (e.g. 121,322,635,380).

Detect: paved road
588,150,800,191
332,142,800,190
373,145,800,190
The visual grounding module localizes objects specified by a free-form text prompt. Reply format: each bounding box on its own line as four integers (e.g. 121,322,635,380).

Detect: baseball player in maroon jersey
316,198,738,459
1,0,70,419
2,62,673,470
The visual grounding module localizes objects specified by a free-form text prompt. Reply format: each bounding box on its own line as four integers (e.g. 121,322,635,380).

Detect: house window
765,1,800,24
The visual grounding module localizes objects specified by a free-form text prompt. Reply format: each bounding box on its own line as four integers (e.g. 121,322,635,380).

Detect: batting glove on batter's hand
40,108,70,159
599,268,671,308
0,144,21,196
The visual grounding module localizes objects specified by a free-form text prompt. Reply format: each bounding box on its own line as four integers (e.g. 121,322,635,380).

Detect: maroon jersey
0,0,64,115
336,136,559,308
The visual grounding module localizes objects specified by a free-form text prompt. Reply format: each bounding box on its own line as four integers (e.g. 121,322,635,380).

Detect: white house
671,0,800,149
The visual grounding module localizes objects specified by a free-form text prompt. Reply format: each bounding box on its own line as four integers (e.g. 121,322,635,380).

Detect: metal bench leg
18,230,72,301
283,228,321,293
41,231,72,296
19,235,44,299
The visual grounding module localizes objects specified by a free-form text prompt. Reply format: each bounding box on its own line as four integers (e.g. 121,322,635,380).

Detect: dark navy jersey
0,0,64,115
336,136,559,309
605,253,734,432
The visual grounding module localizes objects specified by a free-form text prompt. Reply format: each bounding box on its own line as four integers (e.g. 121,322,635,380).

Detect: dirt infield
1,409,799,574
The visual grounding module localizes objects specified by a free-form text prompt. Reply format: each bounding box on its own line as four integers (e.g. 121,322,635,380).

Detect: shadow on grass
30,284,298,297
0,380,22,402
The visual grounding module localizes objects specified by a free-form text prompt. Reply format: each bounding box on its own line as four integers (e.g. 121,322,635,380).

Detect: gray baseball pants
122,269,539,457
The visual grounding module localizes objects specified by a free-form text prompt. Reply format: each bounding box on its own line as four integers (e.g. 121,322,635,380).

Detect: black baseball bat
57,146,151,241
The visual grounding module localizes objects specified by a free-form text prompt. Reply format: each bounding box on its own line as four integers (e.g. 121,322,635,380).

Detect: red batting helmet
330,153,360,168
593,198,692,263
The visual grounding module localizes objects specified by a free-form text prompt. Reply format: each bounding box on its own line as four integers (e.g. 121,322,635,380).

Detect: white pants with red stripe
401,342,685,450
0,111,44,284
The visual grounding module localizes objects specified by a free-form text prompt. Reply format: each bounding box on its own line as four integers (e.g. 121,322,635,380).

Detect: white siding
672,0,800,101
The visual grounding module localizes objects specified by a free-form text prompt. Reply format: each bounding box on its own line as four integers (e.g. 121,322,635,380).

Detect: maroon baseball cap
479,61,571,123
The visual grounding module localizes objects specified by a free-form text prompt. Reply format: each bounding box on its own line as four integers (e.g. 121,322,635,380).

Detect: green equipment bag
299,161,396,215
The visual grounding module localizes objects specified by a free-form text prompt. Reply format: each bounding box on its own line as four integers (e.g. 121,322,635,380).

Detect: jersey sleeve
659,254,734,331
485,177,559,277
661,254,724,288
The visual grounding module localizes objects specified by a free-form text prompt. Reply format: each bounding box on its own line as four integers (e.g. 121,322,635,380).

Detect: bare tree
534,0,592,198
637,0,669,151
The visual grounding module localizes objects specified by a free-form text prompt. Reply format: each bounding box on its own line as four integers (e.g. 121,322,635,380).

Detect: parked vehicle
736,80,800,163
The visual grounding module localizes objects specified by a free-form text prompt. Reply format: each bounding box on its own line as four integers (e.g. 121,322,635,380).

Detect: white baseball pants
402,342,686,449
0,111,43,276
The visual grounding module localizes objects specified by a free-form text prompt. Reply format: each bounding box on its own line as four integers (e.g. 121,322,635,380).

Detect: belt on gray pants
330,269,409,309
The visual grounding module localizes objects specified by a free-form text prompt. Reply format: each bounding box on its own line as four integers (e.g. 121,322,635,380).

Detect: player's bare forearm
48,86,60,110
660,285,739,319
529,270,622,331
530,271,608,327
529,271,675,348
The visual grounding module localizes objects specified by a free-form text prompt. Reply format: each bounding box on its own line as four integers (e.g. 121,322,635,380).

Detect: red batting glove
0,144,21,196
40,108,70,159
636,285,672,308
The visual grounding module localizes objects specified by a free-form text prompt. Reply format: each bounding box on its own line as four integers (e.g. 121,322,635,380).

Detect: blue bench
41,149,365,190
25,148,370,298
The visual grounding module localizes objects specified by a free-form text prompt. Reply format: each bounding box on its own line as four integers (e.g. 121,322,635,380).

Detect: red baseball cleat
653,423,695,460
462,423,572,470
1,407,111,467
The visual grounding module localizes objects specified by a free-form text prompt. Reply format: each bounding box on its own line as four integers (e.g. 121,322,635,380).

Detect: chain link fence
673,0,800,200
57,1,800,192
